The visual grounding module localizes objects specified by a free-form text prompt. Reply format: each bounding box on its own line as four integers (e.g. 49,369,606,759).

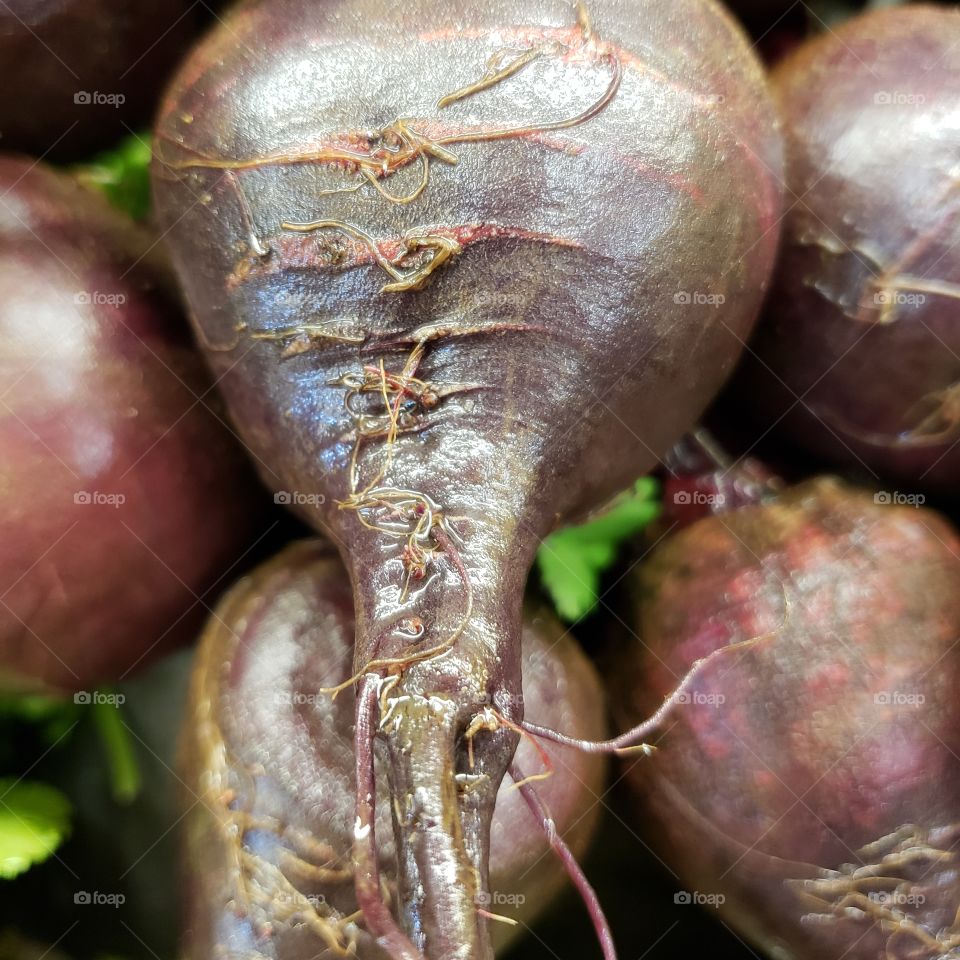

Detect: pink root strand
523,627,774,755
510,761,617,960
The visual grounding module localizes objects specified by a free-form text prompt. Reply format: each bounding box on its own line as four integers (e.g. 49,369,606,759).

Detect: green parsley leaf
0,780,71,879
92,699,141,804
536,477,660,622
72,132,153,221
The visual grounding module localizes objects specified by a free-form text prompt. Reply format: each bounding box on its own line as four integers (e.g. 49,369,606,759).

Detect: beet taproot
0,0,195,158
612,477,960,959
0,156,262,692
729,5,960,493
182,538,607,960
150,1,783,955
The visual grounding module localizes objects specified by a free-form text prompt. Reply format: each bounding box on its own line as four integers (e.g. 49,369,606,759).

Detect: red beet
0,0,195,158
656,429,782,533
183,539,607,960
151,1,782,954
612,478,960,959
0,156,262,692
729,6,960,493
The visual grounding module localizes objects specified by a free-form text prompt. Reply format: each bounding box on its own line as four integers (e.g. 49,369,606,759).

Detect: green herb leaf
536,477,660,622
92,698,141,805
0,780,71,879
72,132,153,221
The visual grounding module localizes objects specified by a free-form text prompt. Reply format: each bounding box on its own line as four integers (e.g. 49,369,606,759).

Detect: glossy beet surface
0,0,194,158
616,478,960,959
0,156,261,692
152,2,781,955
183,539,607,960
731,6,960,493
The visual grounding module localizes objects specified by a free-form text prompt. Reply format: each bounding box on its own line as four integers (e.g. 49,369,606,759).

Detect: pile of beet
4,3,960,960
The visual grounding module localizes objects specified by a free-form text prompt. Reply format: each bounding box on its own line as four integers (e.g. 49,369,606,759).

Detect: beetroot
656,430,781,533
0,0,194,158
183,539,607,960
612,478,960,959
0,156,262,692
729,6,960,493
151,1,782,953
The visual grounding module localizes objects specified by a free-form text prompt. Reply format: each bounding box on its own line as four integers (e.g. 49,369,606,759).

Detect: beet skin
731,6,960,493
616,478,960,959
0,0,195,158
0,156,261,692
183,539,607,960
151,1,782,955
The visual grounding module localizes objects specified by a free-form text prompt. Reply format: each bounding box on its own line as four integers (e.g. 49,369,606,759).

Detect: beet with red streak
183,538,607,960
0,156,263,692
615,477,960,959
150,2,782,955
729,5,960,493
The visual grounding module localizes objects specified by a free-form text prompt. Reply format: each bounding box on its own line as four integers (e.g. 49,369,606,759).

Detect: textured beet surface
730,6,960,493
183,539,607,960
615,478,960,959
0,0,194,158
151,1,782,955
0,156,262,692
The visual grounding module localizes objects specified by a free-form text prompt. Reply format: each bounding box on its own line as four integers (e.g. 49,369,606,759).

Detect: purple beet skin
183,539,607,960
0,0,195,158
730,6,960,493
0,156,262,692
615,477,960,959
151,1,782,955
